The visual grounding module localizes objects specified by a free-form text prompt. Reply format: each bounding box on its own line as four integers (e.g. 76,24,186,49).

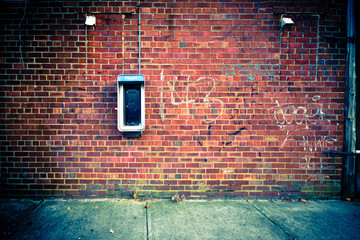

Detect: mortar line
247,201,295,240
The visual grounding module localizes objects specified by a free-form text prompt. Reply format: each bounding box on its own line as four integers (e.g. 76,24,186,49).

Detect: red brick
0,0,346,199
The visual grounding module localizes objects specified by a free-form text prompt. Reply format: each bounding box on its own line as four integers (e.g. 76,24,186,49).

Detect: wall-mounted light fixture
280,16,294,28
85,15,96,26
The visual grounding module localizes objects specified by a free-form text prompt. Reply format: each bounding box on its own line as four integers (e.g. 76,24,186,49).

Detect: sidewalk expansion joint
6,199,46,240
247,201,296,240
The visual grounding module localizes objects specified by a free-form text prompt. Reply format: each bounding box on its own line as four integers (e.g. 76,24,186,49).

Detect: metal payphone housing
117,75,145,137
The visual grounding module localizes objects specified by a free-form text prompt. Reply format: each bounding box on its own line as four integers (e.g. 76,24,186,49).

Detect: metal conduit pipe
137,2,141,75
343,0,357,199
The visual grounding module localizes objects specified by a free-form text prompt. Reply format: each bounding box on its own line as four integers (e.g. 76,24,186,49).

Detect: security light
85,16,96,26
281,17,294,28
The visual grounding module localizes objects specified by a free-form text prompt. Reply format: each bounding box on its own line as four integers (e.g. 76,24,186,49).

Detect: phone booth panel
117,75,145,137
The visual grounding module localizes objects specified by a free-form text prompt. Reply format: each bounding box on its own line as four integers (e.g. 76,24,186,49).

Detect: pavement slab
251,200,360,240
0,199,42,239
5,199,147,240
148,200,291,240
1,199,360,240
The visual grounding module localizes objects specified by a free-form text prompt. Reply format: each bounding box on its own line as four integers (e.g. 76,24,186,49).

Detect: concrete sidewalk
1,198,359,240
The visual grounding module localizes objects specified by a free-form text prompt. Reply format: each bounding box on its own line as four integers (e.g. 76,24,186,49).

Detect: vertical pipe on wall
355,0,360,199
343,0,357,199
122,14,125,75
85,24,88,75
137,2,141,75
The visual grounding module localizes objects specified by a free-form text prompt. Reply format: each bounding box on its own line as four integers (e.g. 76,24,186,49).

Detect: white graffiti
301,135,337,152
161,71,224,124
270,95,327,130
160,70,165,122
271,95,339,157
281,133,337,151
300,155,312,169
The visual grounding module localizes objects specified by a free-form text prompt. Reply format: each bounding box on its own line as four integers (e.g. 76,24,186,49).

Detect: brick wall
0,0,347,199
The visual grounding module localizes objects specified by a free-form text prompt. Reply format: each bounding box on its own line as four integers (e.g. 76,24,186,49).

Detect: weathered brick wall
0,0,346,199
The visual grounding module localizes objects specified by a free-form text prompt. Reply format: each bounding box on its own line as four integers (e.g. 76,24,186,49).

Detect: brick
0,0,346,200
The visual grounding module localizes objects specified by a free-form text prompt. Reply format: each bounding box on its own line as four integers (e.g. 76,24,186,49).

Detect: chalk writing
159,70,165,122
315,58,342,81
269,95,339,163
222,19,280,53
162,71,224,124
270,95,327,130
281,133,337,152
220,62,279,81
